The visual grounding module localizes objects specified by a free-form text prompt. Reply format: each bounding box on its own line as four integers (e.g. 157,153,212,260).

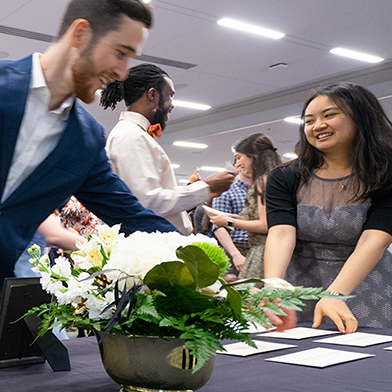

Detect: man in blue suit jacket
0,0,177,291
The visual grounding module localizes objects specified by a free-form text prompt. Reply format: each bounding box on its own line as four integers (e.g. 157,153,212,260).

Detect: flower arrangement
26,224,340,372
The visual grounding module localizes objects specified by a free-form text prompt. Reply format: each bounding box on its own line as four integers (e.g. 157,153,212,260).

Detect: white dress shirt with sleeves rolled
1,52,74,203
105,111,210,235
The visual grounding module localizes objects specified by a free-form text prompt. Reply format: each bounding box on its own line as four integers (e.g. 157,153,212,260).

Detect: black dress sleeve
364,192,392,236
266,165,301,229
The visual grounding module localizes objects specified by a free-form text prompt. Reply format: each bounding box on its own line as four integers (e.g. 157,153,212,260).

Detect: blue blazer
0,55,176,288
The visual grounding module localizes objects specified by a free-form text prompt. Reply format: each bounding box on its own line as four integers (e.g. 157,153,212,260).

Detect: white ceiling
1,0,392,184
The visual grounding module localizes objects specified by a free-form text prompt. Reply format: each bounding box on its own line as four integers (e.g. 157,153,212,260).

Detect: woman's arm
313,229,392,333
263,224,298,331
213,227,246,271
264,224,297,279
209,183,268,233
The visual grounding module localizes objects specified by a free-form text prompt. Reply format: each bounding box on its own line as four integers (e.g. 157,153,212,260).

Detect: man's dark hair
57,0,152,42
100,63,169,110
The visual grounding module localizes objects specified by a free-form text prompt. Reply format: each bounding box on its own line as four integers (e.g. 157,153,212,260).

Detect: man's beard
152,100,170,131
71,49,97,104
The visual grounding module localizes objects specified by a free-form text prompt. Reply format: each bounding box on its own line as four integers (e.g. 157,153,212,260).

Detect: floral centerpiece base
25,225,345,391
96,332,215,392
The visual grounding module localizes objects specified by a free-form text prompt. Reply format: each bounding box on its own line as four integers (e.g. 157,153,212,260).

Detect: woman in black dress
265,83,392,333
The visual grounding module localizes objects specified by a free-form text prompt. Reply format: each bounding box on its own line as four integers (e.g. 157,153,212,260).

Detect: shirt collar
119,111,151,132
234,178,250,190
31,52,75,118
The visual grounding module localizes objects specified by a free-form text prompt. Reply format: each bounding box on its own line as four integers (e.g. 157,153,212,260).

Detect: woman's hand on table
313,297,358,333
265,307,297,332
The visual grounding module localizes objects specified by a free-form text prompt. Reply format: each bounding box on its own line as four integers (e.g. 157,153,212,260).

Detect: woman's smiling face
303,95,357,156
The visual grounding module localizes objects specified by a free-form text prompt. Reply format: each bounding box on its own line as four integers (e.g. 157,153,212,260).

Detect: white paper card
314,332,392,347
260,327,339,340
219,340,296,357
265,347,374,368
202,206,234,230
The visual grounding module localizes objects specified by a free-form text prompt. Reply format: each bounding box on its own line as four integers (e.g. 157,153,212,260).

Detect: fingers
265,310,283,326
313,298,358,334
265,308,297,332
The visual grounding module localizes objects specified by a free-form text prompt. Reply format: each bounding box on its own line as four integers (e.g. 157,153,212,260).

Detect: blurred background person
101,64,234,235
210,133,281,284
211,159,251,282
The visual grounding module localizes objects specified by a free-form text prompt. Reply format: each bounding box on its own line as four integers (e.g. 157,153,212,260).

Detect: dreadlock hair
57,0,152,43
292,82,392,200
100,64,169,110
234,133,281,204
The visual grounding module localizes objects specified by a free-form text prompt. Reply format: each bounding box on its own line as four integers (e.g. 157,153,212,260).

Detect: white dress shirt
105,111,210,235
2,53,74,202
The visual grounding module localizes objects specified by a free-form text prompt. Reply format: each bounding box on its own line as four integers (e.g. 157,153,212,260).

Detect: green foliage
144,261,195,290
191,241,230,278
176,245,220,288
24,243,342,374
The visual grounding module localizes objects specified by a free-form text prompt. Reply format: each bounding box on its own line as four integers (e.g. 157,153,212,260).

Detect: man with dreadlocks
101,64,234,234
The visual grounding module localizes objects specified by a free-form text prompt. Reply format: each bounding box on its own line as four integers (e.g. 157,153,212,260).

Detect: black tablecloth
1,325,392,392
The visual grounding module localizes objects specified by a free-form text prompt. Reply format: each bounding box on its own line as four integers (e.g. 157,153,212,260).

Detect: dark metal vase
96,332,215,392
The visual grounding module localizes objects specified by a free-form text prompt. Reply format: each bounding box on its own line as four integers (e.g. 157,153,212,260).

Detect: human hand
313,297,358,333
209,211,230,227
265,307,297,332
232,253,246,271
189,168,201,184
204,171,235,196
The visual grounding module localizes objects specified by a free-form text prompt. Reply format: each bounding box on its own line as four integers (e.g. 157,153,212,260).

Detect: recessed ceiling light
173,100,211,111
173,141,208,149
170,163,180,169
217,18,285,39
199,166,226,172
284,116,302,124
283,152,298,160
330,48,384,63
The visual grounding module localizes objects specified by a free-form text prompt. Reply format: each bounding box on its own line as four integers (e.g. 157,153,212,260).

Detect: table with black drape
1,326,392,392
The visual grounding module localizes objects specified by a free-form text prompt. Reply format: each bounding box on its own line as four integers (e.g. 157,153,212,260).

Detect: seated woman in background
210,133,281,284
264,83,392,333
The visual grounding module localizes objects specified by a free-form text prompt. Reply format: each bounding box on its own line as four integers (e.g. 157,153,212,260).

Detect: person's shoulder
0,55,32,71
268,163,301,192
270,163,299,179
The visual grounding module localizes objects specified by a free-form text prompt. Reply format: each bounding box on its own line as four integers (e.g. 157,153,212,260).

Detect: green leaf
221,278,263,289
176,245,220,289
144,261,195,290
224,286,242,319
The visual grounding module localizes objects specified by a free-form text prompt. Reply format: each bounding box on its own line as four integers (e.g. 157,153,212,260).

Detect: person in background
101,64,234,235
210,134,281,284
0,0,177,291
264,83,392,333
211,160,251,282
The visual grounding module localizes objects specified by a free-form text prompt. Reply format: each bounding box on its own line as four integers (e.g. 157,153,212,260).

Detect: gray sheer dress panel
286,174,392,328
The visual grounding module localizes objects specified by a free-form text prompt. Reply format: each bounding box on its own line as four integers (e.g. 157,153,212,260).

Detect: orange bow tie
147,123,162,139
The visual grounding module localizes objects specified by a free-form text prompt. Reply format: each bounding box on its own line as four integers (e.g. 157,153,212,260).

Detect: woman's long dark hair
234,133,281,204
292,82,392,200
